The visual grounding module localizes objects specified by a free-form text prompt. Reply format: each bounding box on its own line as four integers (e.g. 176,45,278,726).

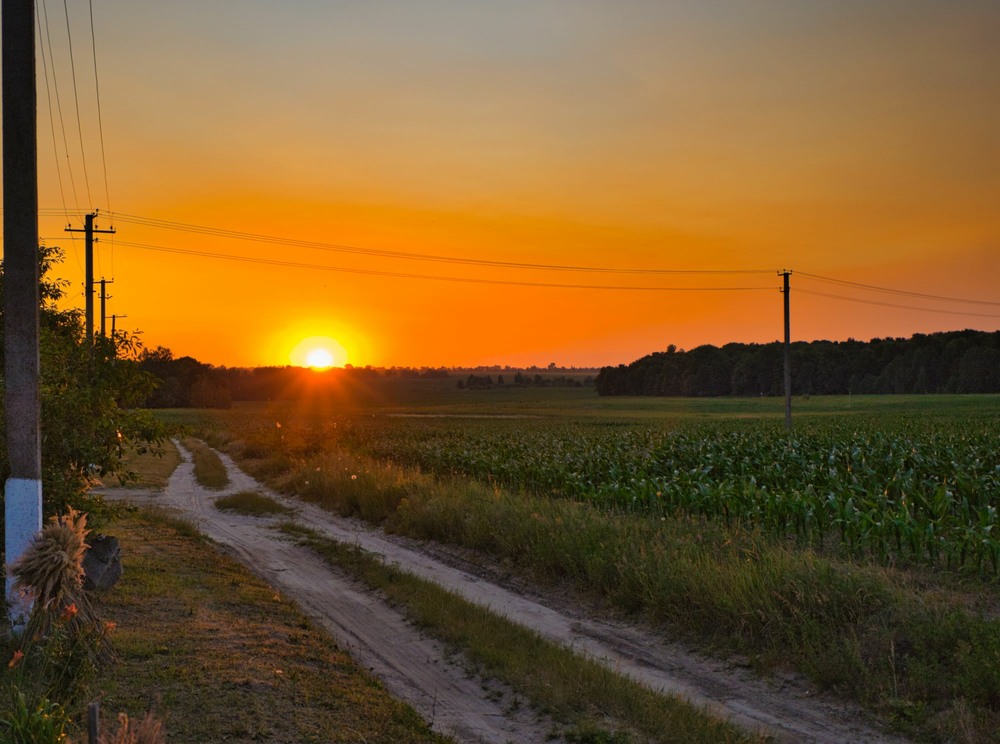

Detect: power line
114,239,776,292
36,7,81,274
798,271,1000,308
798,288,1000,319
62,0,92,206
36,10,65,213
88,0,115,279
106,211,773,276
39,0,81,215
26,209,1000,318
37,1,85,273
88,0,112,215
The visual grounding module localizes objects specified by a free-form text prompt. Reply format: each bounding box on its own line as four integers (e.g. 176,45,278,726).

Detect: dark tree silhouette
596,331,1000,396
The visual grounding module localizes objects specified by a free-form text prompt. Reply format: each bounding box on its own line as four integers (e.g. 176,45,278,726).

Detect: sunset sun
305,348,335,369
291,336,349,369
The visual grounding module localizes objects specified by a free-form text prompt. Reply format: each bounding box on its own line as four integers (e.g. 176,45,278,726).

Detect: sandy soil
99,440,912,744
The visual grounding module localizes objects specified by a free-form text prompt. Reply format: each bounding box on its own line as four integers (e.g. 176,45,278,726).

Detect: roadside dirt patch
104,442,560,744
101,439,912,744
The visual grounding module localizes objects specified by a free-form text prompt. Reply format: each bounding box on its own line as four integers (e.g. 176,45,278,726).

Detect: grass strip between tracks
278,521,761,744
181,437,230,490
215,489,295,516
100,439,182,489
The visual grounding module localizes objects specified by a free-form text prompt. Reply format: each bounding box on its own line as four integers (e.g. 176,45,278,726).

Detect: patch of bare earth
100,439,912,744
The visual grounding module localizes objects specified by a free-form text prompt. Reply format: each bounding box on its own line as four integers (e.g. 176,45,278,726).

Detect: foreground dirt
93,512,447,744
101,440,911,744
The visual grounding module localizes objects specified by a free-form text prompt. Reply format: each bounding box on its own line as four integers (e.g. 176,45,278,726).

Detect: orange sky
11,1,1000,367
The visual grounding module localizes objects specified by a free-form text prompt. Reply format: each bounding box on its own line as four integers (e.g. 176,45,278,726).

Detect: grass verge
101,440,182,489
181,437,229,490
393,486,1000,742
216,490,294,517
279,522,759,744
211,437,1000,743
90,509,449,744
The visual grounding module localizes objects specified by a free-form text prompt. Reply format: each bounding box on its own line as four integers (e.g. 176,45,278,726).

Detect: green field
205,375,1000,419
181,391,1000,573
172,390,1000,742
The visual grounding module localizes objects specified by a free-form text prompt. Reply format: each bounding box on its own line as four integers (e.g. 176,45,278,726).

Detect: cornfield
217,409,1000,573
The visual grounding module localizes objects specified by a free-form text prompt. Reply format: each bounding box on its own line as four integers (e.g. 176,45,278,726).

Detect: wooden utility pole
780,270,792,431
66,212,115,343
98,278,113,337
4,0,43,628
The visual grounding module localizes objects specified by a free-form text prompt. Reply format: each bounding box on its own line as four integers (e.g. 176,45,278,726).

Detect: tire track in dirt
102,440,912,744
107,442,556,744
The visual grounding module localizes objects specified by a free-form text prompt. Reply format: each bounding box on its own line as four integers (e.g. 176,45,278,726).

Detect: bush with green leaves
0,245,165,519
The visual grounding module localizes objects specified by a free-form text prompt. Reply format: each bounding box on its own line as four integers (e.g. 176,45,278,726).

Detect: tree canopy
596,331,1000,397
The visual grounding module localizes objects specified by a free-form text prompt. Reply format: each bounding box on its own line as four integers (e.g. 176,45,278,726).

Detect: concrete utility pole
4,0,43,628
780,270,792,431
98,278,113,337
65,212,115,343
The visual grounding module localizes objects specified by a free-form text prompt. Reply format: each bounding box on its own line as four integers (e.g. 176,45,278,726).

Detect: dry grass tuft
10,507,111,663
100,711,167,744
11,507,89,613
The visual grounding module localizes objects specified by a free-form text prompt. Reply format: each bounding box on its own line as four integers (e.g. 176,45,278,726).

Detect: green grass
190,398,1000,574
165,390,1000,425
337,415,1000,572
88,509,450,744
398,490,1000,741
181,437,229,490
176,395,1000,742
102,439,182,489
280,522,759,744
216,490,294,517
225,380,997,419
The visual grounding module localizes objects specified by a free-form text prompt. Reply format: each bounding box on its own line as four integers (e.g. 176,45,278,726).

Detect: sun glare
306,348,335,369
291,336,349,369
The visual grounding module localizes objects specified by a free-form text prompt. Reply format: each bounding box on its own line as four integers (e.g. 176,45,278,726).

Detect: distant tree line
136,351,460,408
138,347,232,408
457,372,593,390
135,351,595,407
595,330,1000,397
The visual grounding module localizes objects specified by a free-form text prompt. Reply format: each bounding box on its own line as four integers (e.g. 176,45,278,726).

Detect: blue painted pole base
5,477,42,630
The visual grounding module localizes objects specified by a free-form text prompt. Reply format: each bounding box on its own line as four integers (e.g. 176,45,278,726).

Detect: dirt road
102,441,910,744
